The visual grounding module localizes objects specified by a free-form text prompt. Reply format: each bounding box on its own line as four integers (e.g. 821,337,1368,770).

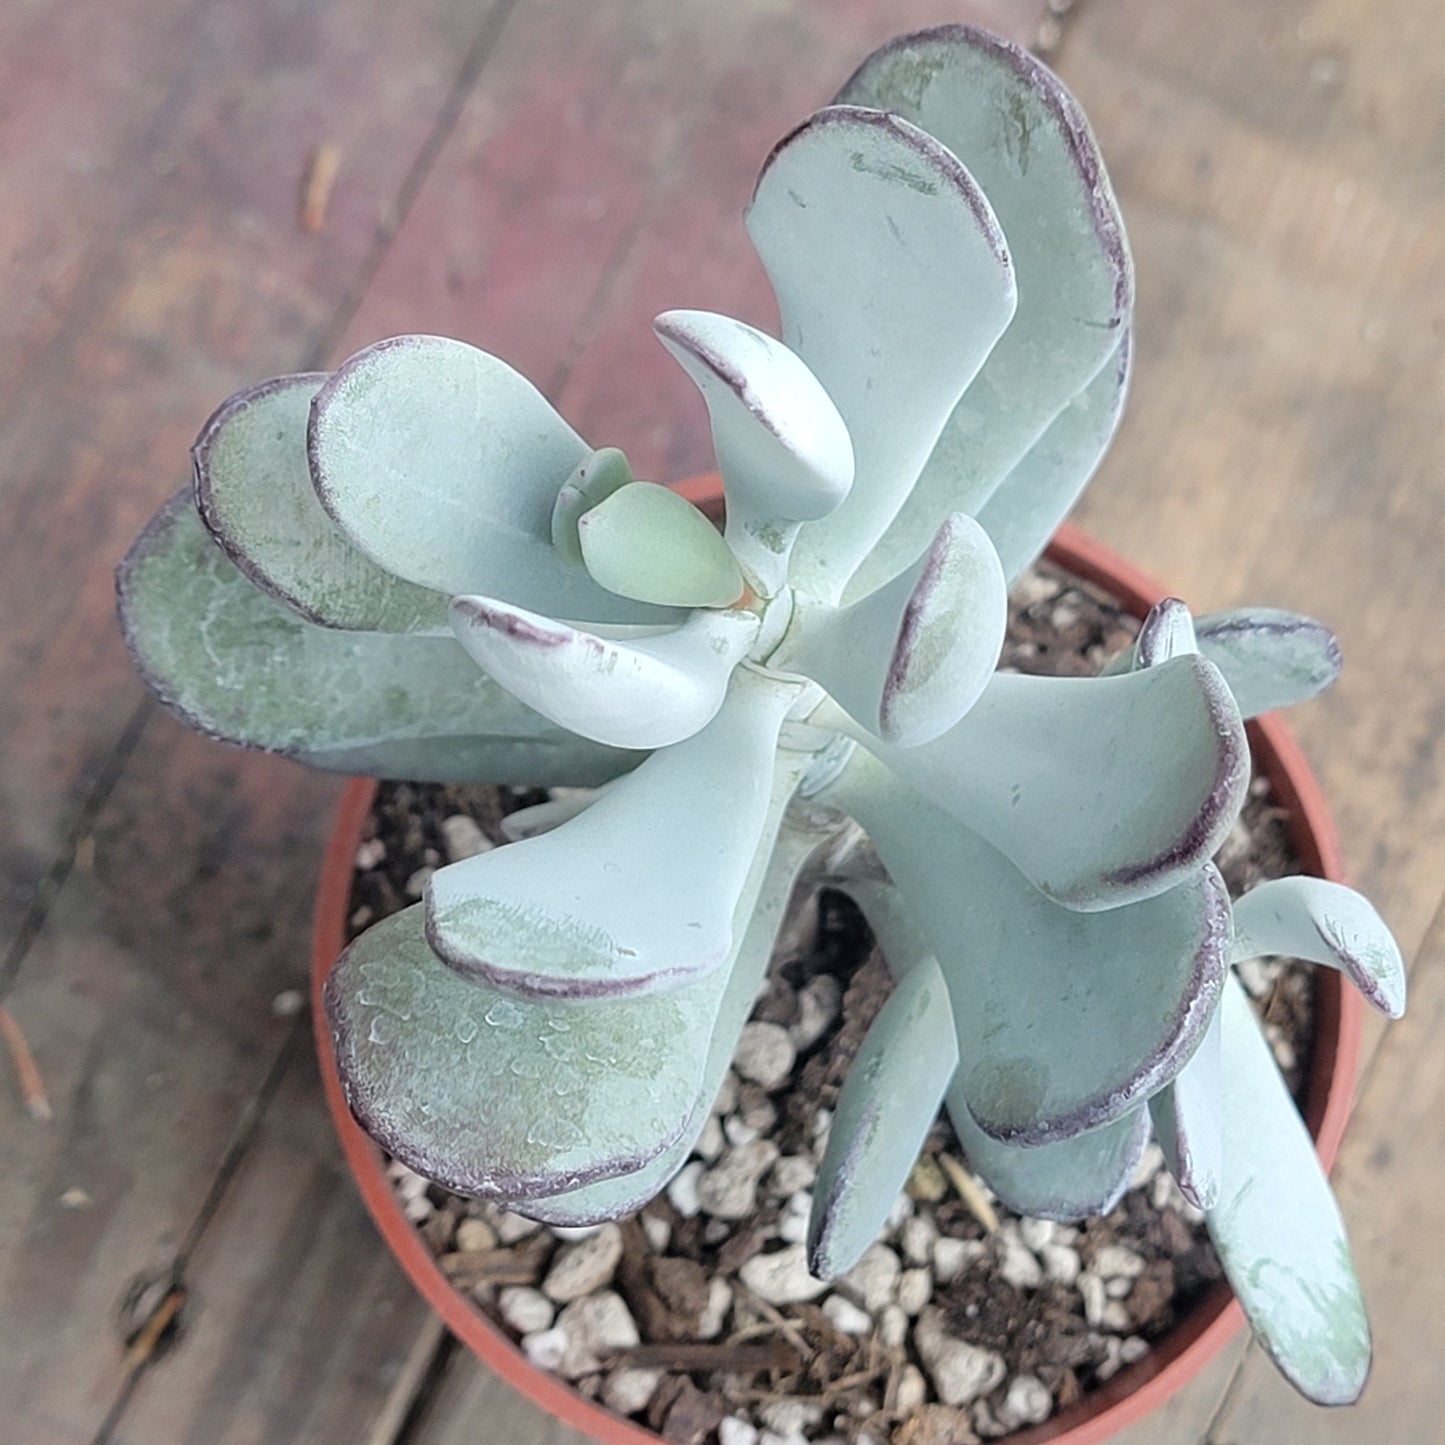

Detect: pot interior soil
343,559,1316,1445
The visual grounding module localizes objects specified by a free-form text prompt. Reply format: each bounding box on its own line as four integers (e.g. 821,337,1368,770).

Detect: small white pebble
59,1188,92,1210
811,1107,832,1141
1121,1335,1150,1363
823,1293,873,1335
886,1192,914,1230
1102,1299,1132,1332
1105,1275,1133,1300
895,1362,928,1413
878,1304,908,1349
734,1021,796,1090
719,1419,760,1445
841,1243,901,1312
933,1236,985,1283
997,1224,1044,1290
1093,1244,1146,1281
897,1267,932,1316
760,1400,823,1435
1018,1218,1056,1252
601,1367,662,1415
698,1277,732,1340
901,1214,938,1266
693,1113,725,1162
354,838,385,869
667,1161,705,1218
499,1286,555,1335
1080,1271,1108,1327
724,1115,760,1148
739,1244,828,1305
439,813,490,862
641,1213,671,1253
712,1071,739,1117
997,1373,1052,1429
522,1326,567,1371
404,866,434,899
789,974,842,1050
455,1217,497,1253
1041,1242,1080,1286
1095,1334,1125,1382
777,1189,812,1245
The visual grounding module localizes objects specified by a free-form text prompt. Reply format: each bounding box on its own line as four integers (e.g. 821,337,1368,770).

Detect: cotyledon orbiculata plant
116,26,1404,1409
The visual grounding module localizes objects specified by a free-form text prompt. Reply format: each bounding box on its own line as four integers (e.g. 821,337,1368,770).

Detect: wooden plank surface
0,0,512,1438
0,0,1440,1442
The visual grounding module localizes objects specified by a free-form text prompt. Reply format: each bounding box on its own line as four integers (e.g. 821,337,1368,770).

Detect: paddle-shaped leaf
977,335,1131,583
656,309,853,596
810,953,959,1279
117,492,634,785
425,669,803,999
824,751,1230,1143
551,447,635,567
864,657,1248,910
839,26,1132,600
1208,976,1372,1405
450,598,759,749
950,1092,1151,1222
1105,607,1342,720
578,481,745,608
747,105,1016,604
781,513,1007,747
1149,1006,1223,1210
326,906,723,1200
310,336,673,624
1195,610,1343,718
512,802,831,1225
1233,877,1406,1018
194,374,450,633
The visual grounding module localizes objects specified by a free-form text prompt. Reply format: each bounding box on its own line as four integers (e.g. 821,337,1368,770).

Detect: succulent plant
117,25,1403,1412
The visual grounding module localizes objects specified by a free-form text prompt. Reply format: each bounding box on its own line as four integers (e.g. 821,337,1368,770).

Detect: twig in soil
611,1339,800,1374
0,1005,51,1122
735,1287,817,1362
939,1153,999,1233
439,1244,545,1288
301,143,342,232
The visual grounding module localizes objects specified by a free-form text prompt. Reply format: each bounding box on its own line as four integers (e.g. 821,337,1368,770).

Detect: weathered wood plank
110,1037,439,1445
0,0,511,1437
408,1345,592,1445
0,0,504,964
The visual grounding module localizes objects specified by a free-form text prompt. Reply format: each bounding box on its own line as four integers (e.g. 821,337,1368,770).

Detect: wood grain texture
0,0,503,964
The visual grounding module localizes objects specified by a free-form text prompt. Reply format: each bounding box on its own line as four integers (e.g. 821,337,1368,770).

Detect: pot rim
310,509,1362,1445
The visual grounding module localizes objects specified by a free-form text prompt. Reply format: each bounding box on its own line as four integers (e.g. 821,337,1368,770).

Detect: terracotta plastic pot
311,498,1362,1445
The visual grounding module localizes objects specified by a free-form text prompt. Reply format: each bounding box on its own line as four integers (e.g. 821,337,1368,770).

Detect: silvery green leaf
505,802,830,1225
577,481,745,608
193,374,450,633
1209,975,1372,1405
1195,610,1343,717
425,669,804,1000
309,336,673,624
551,447,635,567
746,105,1016,604
826,751,1229,1143
1233,877,1406,1018
950,1091,1150,1222
1135,596,1199,667
781,513,1006,747
326,906,720,1200
809,953,959,1279
866,656,1249,910
655,309,853,596
449,597,758,749
1149,1005,1223,1210
1104,608,1342,719
839,27,1132,600
976,335,1132,583
117,492,634,785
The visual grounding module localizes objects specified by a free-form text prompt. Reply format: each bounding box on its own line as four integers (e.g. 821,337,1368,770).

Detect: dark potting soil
343,560,1315,1445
